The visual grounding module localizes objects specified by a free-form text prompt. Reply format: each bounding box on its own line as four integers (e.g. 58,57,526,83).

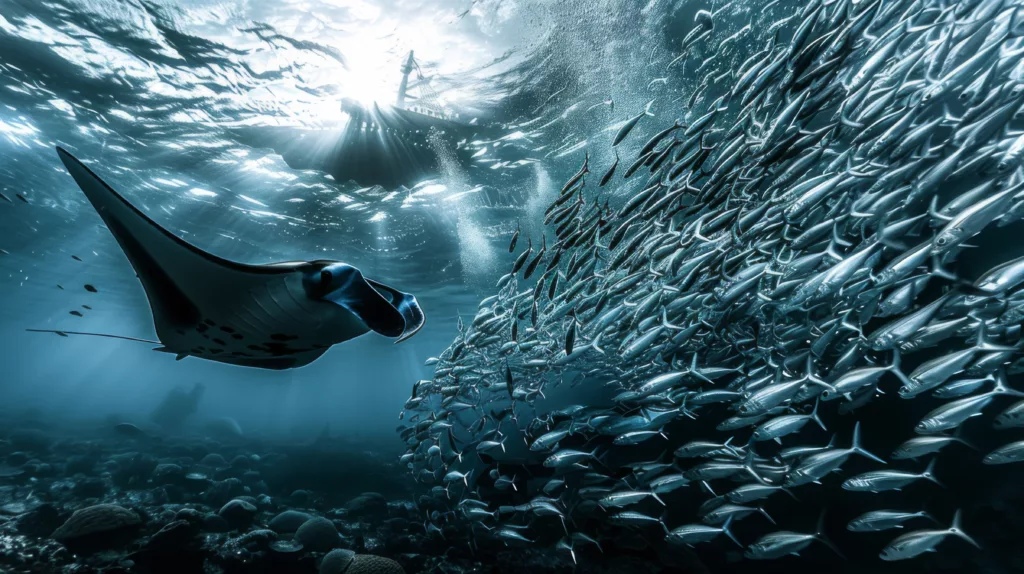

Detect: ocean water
0,0,682,448
1,0,1023,573
0,0,665,435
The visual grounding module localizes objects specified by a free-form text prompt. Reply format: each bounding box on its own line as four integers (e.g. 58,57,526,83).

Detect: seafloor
2,413,1022,574
0,416,684,574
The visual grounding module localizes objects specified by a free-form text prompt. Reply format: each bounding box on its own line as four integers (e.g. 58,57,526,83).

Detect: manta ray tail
26,329,160,345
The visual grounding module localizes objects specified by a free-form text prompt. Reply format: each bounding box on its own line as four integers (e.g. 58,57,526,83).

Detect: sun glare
310,3,485,110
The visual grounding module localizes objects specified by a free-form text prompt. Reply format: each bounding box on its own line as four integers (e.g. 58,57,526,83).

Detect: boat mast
396,50,415,108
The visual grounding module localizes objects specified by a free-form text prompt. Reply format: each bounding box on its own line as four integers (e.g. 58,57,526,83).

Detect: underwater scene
3,0,1024,572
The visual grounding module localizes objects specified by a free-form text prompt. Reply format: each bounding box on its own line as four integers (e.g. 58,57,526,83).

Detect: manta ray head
302,261,422,342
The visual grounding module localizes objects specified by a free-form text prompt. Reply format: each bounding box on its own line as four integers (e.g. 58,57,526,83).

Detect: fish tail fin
661,307,683,331
811,398,827,431
825,240,846,262
832,221,853,247
742,446,773,486
814,511,846,558
928,194,953,225
758,506,776,525
721,515,742,547
950,509,981,549
803,355,834,391
931,258,990,296
839,110,864,129
976,321,1019,352
923,458,943,487
889,349,914,388
953,426,978,451
930,254,958,281
659,509,670,535
851,422,887,464
993,368,1024,398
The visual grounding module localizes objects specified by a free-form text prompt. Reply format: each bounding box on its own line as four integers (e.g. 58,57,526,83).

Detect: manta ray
32,147,425,370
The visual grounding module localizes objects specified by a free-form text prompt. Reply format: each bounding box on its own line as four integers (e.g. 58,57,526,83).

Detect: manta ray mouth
312,262,424,343
368,279,425,343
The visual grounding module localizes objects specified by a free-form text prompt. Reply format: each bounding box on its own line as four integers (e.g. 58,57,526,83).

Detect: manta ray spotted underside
35,147,424,370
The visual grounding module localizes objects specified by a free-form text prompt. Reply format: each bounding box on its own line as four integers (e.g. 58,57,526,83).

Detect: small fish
443,469,472,486
744,513,842,560
598,490,664,508
393,2,1024,563
511,239,533,274
638,120,683,156
599,152,619,186
666,516,741,547
560,153,589,194
523,237,546,280
608,510,669,534
880,510,979,561
612,100,655,146
751,399,826,443
848,510,936,533
84,284,98,293
982,440,1024,465
891,431,974,460
565,318,576,356
509,222,520,253
841,459,942,493
543,448,599,468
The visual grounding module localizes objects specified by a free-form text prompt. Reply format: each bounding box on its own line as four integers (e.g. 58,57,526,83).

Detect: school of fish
397,0,1024,565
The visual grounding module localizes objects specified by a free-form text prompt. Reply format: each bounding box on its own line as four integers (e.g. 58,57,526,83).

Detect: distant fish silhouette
28,147,424,370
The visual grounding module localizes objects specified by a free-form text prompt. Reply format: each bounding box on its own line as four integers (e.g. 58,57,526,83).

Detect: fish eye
936,237,946,245
320,270,333,285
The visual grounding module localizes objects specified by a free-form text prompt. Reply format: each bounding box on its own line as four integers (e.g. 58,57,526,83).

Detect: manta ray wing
56,147,293,328
55,147,425,370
